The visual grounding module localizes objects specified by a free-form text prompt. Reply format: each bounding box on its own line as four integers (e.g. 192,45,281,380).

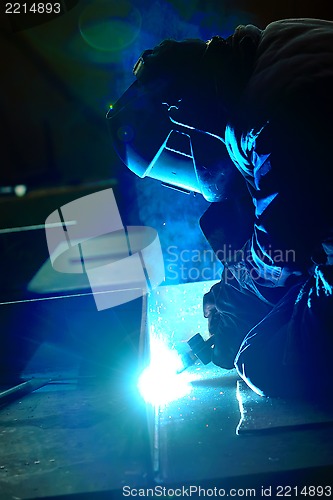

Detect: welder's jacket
202,19,333,398
225,19,333,269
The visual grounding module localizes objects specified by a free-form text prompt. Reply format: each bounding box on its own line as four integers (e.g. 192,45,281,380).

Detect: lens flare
79,0,142,52
138,333,194,406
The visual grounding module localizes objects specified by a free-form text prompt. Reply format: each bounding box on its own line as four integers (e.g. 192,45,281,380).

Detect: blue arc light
137,331,195,407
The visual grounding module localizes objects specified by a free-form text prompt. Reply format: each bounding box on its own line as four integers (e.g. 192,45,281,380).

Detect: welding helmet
107,37,237,202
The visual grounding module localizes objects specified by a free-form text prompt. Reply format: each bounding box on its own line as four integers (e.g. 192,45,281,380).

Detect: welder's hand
203,282,223,335
202,277,271,370
203,281,235,369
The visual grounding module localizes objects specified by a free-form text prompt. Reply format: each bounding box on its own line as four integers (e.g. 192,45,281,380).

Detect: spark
137,333,195,407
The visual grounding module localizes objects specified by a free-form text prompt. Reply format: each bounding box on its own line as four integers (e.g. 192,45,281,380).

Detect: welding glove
203,269,272,369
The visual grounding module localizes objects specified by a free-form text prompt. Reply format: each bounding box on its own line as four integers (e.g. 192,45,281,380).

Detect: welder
108,18,333,400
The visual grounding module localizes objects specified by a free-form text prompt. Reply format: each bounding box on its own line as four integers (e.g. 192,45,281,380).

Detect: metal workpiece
0,378,51,407
141,280,333,486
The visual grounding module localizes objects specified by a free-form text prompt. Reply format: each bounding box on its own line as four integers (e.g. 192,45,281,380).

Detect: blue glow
137,282,218,407
307,266,333,308
235,380,245,436
316,267,333,296
138,328,194,407
168,113,226,144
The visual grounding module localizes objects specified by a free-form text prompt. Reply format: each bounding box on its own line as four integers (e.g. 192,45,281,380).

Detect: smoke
115,0,250,94
133,178,223,285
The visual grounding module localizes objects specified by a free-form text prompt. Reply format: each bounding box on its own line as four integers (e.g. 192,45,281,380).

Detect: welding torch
177,333,215,373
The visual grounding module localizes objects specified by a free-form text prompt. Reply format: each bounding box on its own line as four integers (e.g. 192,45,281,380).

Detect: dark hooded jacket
222,18,333,273
201,19,333,397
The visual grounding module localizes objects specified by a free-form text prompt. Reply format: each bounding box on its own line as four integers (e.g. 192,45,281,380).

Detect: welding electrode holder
188,333,215,364
178,333,215,373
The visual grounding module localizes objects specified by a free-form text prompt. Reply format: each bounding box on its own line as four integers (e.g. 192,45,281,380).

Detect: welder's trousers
204,264,333,400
